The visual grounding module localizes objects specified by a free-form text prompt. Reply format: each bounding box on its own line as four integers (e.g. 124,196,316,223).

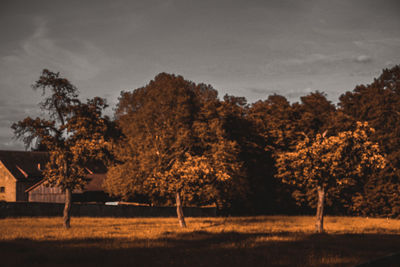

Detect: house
0,150,48,201
0,150,109,203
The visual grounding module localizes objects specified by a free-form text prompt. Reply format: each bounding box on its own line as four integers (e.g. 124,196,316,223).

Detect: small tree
276,122,385,233
151,151,241,227
12,69,119,229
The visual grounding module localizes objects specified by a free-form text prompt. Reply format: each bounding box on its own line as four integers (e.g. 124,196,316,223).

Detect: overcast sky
1,0,399,150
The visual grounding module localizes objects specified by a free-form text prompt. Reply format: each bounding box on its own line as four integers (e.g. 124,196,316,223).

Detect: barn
25,173,109,203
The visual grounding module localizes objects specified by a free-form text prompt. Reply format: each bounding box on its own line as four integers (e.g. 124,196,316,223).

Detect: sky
0,0,400,150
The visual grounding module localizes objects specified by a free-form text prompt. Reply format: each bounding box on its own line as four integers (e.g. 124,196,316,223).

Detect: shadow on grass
196,216,282,230
1,232,399,267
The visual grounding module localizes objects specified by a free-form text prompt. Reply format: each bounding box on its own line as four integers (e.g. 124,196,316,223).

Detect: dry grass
1,216,399,266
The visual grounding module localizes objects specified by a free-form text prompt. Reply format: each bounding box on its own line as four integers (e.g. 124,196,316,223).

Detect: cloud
354,55,372,63
279,53,354,70
0,17,122,150
1,17,119,85
385,61,395,68
281,53,339,65
0,98,41,150
354,38,400,49
246,87,270,95
19,18,105,80
0,122,26,150
260,53,351,77
0,133,25,150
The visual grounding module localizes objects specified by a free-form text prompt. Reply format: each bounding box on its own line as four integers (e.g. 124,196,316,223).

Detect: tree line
12,65,400,230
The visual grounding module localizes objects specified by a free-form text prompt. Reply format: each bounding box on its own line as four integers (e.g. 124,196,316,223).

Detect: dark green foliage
105,73,247,211
294,91,336,138
216,95,275,214
13,65,400,218
339,65,400,217
248,94,298,153
247,92,338,214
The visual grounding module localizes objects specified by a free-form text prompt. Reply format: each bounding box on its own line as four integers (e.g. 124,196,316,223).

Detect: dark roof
0,150,48,181
4,149,109,193
25,173,106,192
85,173,106,191
0,150,106,187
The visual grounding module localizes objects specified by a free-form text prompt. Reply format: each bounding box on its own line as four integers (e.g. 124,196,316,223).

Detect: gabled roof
0,150,107,191
0,150,48,181
25,173,106,193
24,179,47,192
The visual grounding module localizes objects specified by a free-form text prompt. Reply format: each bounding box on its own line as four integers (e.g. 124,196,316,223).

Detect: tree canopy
12,69,120,228
339,65,400,217
12,65,400,222
276,122,385,232
104,73,247,225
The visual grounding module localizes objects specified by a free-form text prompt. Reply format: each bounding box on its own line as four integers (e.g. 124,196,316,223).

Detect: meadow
1,216,399,266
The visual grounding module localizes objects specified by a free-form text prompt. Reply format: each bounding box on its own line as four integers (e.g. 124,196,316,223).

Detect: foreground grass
0,216,399,266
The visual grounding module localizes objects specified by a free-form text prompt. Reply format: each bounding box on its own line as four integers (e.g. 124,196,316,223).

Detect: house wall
28,183,65,203
16,182,31,202
0,162,17,202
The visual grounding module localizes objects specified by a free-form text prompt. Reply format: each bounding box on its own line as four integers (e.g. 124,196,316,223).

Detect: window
0,187,4,193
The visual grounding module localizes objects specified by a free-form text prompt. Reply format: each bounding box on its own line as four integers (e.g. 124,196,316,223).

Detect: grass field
1,216,399,266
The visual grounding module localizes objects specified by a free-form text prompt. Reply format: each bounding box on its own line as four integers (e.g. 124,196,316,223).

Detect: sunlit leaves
276,122,386,209
105,73,246,207
339,65,400,217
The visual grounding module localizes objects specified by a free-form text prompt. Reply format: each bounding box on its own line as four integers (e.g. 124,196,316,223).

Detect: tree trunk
176,192,186,228
315,186,325,233
63,188,72,229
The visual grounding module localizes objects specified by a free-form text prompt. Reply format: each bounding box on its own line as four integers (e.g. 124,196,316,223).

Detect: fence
0,202,217,218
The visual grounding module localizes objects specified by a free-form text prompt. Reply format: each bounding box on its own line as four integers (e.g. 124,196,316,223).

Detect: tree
248,94,298,153
104,73,246,226
247,92,337,214
248,92,336,155
276,122,385,233
213,95,275,214
339,65,400,217
294,91,336,138
12,69,119,228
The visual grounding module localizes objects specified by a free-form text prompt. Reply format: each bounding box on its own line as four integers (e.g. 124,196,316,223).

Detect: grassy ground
0,216,399,266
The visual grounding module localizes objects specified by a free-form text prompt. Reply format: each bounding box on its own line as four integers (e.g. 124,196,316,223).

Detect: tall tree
12,69,119,228
276,122,385,233
247,95,300,213
104,73,246,226
339,65,400,217
216,95,275,214
247,92,336,214
294,91,336,138
248,94,299,153
248,91,336,155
